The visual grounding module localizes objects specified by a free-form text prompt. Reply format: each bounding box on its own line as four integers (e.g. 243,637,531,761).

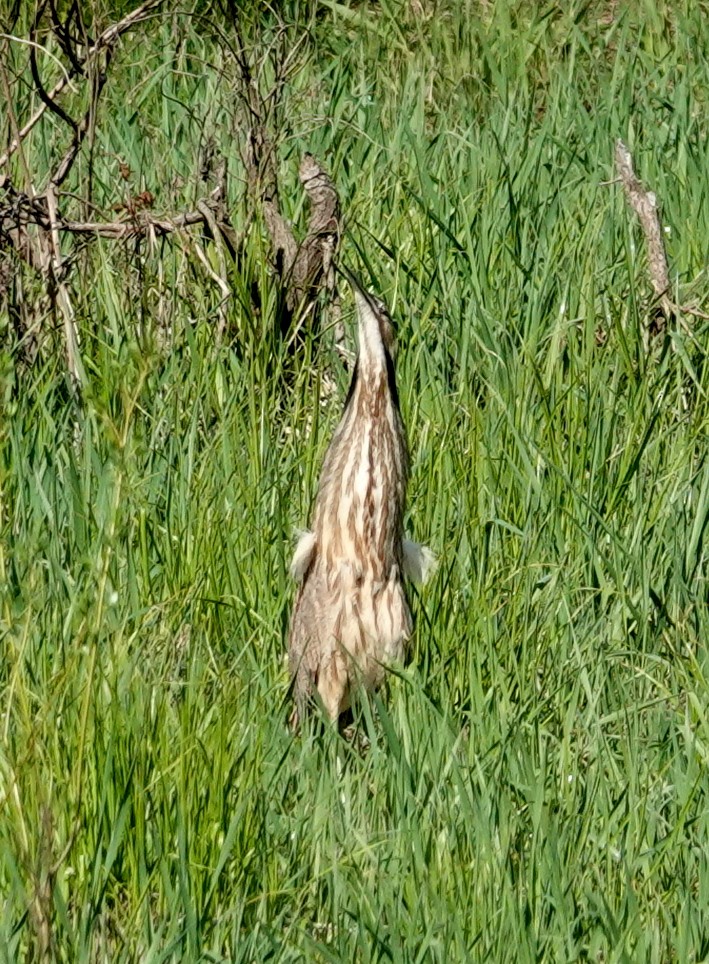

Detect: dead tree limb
230,14,341,346
284,153,341,348
2,181,230,241
290,154,340,307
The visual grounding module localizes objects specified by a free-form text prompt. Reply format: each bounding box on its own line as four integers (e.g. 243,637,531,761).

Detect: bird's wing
290,530,317,582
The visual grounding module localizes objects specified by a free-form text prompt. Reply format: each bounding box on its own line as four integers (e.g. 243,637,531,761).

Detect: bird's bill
337,262,364,294
337,263,381,319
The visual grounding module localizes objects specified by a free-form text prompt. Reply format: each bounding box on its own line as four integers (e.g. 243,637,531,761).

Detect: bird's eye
374,297,392,321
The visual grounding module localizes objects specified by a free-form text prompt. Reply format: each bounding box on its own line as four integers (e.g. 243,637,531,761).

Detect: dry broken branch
58,204,224,239
289,153,340,311
229,14,341,346
1,179,229,242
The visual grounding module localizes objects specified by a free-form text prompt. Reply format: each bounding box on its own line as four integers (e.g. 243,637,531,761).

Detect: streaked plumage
287,268,434,726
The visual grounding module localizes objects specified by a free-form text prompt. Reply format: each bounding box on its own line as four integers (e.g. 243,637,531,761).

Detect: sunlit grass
1,1,708,960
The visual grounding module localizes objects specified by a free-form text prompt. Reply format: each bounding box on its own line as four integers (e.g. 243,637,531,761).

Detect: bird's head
341,266,398,362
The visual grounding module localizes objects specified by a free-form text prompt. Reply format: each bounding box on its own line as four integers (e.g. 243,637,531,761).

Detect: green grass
1,0,709,960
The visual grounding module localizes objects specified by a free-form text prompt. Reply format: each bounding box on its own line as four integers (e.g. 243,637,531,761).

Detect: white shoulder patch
402,539,437,586
290,530,316,582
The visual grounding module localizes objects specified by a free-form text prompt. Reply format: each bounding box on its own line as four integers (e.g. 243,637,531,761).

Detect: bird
287,265,434,727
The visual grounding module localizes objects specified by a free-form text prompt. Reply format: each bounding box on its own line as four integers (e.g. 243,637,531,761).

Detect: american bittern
287,267,434,726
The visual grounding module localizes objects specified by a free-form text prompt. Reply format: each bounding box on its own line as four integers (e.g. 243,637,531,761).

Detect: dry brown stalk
614,139,672,332
615,139,709,336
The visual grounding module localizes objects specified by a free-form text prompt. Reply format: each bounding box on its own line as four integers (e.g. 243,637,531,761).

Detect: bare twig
0,0,165,171
50,50,110,187
2,179,230,242
48,0,90,75
30,1,78,131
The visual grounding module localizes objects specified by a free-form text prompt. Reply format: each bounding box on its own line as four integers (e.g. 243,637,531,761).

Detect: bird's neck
357,315,387,372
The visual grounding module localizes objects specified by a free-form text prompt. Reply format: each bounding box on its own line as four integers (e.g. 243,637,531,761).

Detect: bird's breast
317,420,404,579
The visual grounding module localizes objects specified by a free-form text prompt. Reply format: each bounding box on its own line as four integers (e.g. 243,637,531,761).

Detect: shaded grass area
1,1,709,960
